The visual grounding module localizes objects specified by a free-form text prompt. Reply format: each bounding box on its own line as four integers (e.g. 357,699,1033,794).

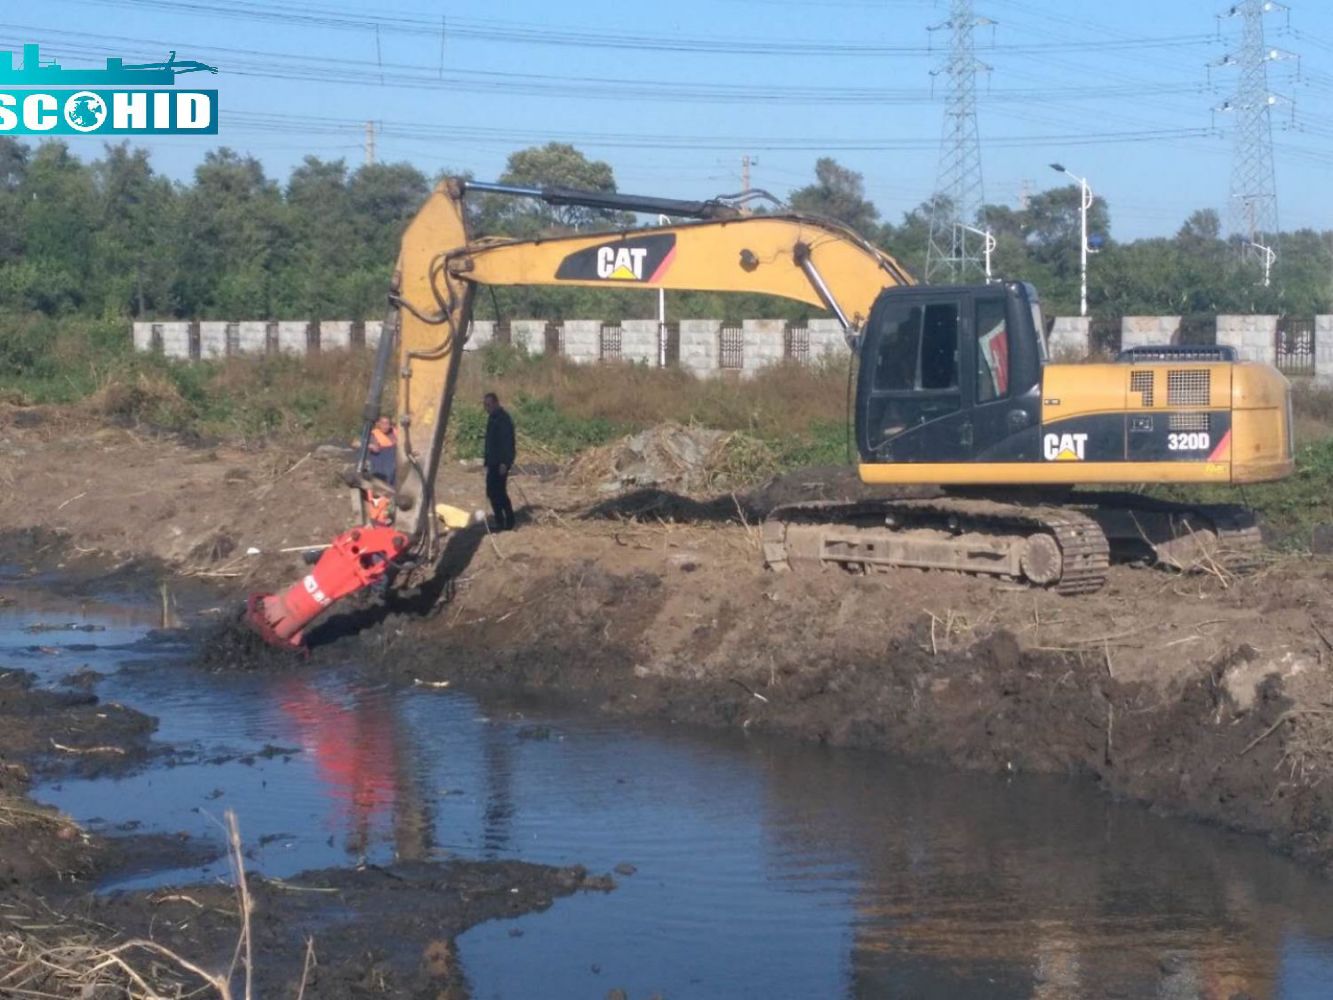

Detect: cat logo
1043,432,1088,461
597,246,648,280
555,233,676,284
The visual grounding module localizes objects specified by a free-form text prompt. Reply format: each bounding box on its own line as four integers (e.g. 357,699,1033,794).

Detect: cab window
974,298,1010,402
873,301,960,392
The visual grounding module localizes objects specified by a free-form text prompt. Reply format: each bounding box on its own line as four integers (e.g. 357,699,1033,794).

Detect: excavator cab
856,282,1046,466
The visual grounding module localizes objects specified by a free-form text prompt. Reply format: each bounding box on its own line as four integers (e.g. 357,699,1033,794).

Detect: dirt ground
4,402,1333,889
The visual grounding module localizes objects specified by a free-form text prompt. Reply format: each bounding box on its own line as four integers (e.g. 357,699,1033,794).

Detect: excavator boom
245,178,916,647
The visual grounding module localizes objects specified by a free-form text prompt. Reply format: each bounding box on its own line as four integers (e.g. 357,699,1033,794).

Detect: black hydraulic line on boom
461,180,751,220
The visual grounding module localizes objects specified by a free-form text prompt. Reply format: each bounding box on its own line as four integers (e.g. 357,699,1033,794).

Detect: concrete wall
274,321,308,355
364,320,384,350
561,320,601,365
138,314,1333,372
620,320,659,365
239,321,268,354
198,321,228,359
465,320,494,351
159,321,191,359
679,319,721,377
741,319,785,377
1318,315,1333,387
510,319,547,355
1121,315,1181,350
1217,315,1277,364
808,319,850,362
1047,317,1090,359
320,320,352,351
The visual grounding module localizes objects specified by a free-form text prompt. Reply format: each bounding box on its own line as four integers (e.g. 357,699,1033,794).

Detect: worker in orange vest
364,488,394,526
367,415,397,486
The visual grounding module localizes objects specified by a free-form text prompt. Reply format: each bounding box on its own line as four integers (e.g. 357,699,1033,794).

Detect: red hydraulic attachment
246,525,409,650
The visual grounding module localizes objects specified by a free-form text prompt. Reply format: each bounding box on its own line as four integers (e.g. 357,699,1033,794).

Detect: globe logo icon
64,91,108,132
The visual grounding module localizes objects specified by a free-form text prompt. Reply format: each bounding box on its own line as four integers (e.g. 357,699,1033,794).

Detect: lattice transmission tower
1217,1,1295,260
925,0,993,283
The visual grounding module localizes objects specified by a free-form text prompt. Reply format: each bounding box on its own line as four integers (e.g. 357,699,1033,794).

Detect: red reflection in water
274,678,398,855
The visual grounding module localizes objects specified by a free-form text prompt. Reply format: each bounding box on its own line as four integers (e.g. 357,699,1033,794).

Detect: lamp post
1050,163,1094,317
956,223,997,282
658,214,670,367
1248,240,1276,287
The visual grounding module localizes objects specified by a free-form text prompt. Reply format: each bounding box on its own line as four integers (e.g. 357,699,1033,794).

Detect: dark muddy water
7,583,1333,999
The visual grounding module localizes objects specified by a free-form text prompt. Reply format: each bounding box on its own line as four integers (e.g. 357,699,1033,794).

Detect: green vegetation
0,137,1329,329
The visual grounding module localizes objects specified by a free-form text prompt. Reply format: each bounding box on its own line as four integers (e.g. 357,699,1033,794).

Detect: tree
476,143,626,237
175,148,288,317
789,158,879,237
93,143,179,317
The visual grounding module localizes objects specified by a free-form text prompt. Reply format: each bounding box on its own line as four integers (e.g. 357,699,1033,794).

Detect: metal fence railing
786,326,809,362
599,324,622,362
1276,317,1315,377
720,326,744,369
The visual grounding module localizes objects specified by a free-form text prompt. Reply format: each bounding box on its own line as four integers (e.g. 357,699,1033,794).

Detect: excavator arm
245,178,913,648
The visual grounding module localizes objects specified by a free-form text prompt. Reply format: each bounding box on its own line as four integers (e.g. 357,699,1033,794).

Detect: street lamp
956,223,997,282
658,214,670,366
1248,240,1276,287
1050,163,1095,318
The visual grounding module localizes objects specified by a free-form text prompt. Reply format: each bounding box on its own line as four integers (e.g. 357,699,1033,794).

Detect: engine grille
1130,370,1154,407
1168,411,1210,432
1167,369,1210,406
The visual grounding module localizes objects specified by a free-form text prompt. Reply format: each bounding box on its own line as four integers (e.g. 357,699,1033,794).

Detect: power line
57,0,1218,58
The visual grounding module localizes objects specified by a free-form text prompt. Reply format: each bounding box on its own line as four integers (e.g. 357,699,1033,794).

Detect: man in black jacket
482,392,516,531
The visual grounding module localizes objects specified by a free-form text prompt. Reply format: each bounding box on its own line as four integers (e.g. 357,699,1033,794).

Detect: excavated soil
5,403,1333,885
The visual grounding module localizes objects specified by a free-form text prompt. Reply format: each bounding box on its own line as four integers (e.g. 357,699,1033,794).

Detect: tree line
0,137,1328,326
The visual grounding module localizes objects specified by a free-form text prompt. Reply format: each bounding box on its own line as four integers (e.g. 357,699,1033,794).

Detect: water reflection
273,677,433,863
753,743,1333,999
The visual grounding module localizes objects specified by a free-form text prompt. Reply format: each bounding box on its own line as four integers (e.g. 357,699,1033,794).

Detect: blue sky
10,0,1333,239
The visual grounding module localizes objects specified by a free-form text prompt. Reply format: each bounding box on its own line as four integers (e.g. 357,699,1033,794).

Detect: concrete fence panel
276,321,310,356
464,320,495,351
560,320,601,364
808,319,850,362
1316,315,1333,387
1121,316,1181,351
678,319,722,377
158,321,191,359
620,320,660,365
320,320,352,351
741,319,786,377
198,321,228,359
1217,315,1278,365
1047,317,1090,359
510,319,547,355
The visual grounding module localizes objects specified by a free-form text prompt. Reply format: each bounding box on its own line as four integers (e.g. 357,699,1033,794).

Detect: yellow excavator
245,179,1294,648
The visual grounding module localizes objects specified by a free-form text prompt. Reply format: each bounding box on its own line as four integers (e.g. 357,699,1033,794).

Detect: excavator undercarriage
763,492,1263,593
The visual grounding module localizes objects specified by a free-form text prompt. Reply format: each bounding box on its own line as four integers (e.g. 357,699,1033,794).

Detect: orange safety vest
371,427,396,450
365,492,393,525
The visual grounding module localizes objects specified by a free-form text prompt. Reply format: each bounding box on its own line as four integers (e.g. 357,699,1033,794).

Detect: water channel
5,576,1333,999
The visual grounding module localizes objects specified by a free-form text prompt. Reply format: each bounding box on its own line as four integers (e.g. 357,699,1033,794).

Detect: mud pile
571,422,779,495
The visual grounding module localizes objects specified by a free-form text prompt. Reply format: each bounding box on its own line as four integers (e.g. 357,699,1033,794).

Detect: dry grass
0,811,276,1000
456,350,849,441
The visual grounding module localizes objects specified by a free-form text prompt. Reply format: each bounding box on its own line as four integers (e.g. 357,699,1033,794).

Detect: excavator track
762,491,1264,595
1067,492,1264,575
762,498,1110,595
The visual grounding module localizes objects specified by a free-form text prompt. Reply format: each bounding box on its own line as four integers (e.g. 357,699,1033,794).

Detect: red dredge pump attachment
246,525,408,650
